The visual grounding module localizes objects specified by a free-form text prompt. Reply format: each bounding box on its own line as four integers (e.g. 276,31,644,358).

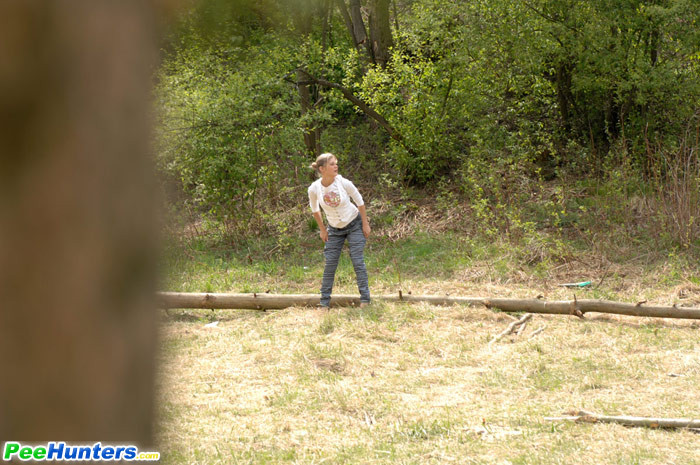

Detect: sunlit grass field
156,232,700,464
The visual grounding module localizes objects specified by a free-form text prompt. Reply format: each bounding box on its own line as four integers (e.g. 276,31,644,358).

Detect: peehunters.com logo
2,442,160,462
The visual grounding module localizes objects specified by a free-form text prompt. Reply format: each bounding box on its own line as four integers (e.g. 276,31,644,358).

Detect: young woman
308,153,371,308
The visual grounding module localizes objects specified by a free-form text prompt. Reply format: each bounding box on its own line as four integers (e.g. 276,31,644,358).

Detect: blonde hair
309,153,336,173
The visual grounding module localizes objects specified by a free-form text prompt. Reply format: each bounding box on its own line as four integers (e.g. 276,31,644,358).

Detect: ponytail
309,153,336,173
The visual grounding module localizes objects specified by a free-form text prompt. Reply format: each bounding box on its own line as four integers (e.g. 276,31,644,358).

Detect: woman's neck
320,174,336,187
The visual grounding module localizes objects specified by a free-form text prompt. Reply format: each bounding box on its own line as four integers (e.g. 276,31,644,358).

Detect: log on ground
156,292,700,320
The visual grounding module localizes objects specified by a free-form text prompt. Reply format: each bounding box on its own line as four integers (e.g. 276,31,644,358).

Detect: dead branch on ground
545,410,700,430
490,313,532,344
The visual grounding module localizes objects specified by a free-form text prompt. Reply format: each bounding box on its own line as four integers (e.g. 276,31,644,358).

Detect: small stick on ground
528,325,546,339
595,262,612,290
490,313,532,344
515,320,529,335
545,410,700,430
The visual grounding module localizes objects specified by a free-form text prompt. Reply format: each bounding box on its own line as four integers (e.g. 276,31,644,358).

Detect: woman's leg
320,230,346,307
347,223,370,303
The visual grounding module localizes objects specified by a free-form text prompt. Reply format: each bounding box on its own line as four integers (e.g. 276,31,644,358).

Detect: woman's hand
357,205,371,239
313,212,328,242
362,221,371,239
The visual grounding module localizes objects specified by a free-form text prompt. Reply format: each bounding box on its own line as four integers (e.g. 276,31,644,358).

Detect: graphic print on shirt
323,189,341,207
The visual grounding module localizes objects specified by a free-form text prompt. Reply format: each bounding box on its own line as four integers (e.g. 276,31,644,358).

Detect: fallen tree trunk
156,292,700,320
545,410,700,430
157,292,348,310
481,298,700,319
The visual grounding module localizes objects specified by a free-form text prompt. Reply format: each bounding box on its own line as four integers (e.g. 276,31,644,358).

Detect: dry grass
156,297,700,464
157,219,700,464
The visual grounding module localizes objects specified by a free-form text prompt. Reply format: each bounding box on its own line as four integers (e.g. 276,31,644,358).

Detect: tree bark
649,28,660,67
0,0,158,443
156,293,700,320
335,0,360,51
296,70,322,156
321,0,331,51
555,61,573,131
349,0,372,61
368,0,393,67
392,0,400,33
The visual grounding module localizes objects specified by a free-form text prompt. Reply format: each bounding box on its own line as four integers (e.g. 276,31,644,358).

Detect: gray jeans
320,214,370,306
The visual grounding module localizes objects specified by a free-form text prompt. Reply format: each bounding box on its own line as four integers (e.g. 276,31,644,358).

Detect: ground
155,230,700,464
156,301,699,464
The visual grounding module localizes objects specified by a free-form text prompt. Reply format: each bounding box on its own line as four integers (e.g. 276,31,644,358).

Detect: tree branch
296,69,410,150
546,410,700,430
521,0,580,34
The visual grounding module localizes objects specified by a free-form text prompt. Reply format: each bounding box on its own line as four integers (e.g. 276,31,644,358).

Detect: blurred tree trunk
555,61,573,132
336,0,393,67
335,0,360,51
0,0,158,443
349,0,372,61
368,0,393,67
649,28,660,67
336,0,373,63
297,70,322,156
321,0,331,51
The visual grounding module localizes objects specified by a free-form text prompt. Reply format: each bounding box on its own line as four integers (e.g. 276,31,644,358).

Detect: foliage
156,0,700,246
400,0,700,171
157,32,305,231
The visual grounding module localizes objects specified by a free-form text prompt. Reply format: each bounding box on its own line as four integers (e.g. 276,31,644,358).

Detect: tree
0,0,158,441
368,0,394,67
335,0,395,67
156,0,700,227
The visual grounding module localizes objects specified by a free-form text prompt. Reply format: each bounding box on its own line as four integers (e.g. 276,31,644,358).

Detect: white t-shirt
308,175,364,228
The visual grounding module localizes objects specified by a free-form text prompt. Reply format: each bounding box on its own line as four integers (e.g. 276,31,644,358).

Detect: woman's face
319,157,338,176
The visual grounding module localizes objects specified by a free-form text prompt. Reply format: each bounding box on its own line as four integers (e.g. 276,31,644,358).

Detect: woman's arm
313,211,328,242
308,185,327,242
340,176,364,206
339,177,370,238
358,204,371,239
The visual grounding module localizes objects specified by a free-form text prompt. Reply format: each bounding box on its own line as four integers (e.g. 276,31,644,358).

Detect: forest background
154,3,700,463
156,0,700,266
2,1,698,462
